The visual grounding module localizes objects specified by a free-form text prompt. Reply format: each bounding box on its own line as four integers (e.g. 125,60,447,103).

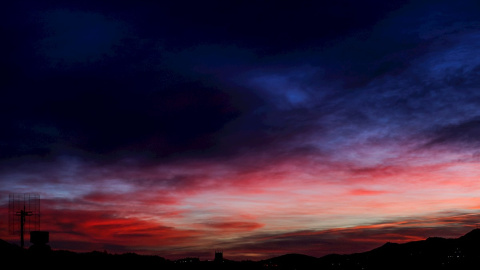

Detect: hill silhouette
316,229,480,270
2,229,480,269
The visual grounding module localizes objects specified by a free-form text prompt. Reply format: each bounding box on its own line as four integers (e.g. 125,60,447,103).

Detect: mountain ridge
2,229,480,269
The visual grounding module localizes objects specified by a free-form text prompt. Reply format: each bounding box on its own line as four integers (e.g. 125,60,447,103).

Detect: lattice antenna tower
8,193,40,248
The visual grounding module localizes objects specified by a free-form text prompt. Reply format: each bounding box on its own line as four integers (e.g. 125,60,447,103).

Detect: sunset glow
2,0,480,261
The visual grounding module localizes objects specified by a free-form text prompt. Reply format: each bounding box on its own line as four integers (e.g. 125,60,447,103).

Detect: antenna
8,193,40,248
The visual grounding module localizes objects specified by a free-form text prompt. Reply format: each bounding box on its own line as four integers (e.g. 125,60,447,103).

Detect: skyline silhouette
2,202,480,261
2,228,480,269
2,0,480,261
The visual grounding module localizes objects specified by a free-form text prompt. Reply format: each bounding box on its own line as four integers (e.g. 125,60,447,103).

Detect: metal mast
16,205,33,248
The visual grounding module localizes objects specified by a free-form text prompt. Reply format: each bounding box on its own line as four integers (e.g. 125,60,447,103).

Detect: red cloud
0,205,200,254
203,221,264,232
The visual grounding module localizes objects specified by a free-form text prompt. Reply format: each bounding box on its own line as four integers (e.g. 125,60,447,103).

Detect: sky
2,0,480,261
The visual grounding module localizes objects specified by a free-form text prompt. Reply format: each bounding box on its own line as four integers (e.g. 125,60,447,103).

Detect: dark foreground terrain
2,229,480,270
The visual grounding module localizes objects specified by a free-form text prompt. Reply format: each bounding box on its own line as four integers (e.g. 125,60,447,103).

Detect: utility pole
16,205,33,248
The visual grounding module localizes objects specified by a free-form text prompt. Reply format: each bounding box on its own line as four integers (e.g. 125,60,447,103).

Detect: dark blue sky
2,0,480,162
2,0,480,260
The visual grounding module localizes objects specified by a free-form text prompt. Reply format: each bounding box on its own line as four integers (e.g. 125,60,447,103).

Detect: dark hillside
2,229,480,270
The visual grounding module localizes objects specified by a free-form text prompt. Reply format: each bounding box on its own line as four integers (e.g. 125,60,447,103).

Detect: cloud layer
2,0,480,260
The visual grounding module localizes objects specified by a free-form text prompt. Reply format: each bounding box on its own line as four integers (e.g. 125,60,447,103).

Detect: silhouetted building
29,231,51,252
30,231,49,245
215,250,223,263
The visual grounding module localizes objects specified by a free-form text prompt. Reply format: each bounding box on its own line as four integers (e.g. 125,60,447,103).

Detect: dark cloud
2,0,480,167
112,0,410,54
425,117,480,149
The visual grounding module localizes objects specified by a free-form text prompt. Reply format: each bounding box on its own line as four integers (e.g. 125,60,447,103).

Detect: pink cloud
201,221,264,232
349,188,390,196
